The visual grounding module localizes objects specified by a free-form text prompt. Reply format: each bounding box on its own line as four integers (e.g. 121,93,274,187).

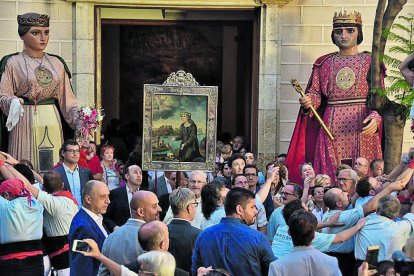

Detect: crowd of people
2,133,414,276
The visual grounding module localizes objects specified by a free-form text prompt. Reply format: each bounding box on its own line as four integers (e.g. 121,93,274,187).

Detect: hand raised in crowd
299,95,312,110
357,261,377,276
0,151,19,165
387,178,408,192
266,165,279,184
361,118,378,135
303,177,313,188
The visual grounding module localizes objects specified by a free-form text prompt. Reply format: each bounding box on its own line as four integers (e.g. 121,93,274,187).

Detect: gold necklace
23,52,53,88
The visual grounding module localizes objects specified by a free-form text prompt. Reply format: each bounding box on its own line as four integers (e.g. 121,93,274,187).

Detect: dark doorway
101,15,257,158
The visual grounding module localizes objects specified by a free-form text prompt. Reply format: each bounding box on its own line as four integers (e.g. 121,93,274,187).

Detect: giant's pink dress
306,52,382,180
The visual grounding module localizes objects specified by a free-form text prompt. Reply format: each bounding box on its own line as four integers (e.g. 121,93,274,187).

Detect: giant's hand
361,117,378,135
6,98,24,131
299,95,312,110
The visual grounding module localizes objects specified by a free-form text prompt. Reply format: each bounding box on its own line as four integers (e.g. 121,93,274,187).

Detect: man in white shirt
69,180,110,276
269,210,341,276
98,190,161,276
24,170,78,276
53,139,93,206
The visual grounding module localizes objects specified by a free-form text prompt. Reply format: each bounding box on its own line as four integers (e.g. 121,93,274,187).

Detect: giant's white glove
6,98,24,131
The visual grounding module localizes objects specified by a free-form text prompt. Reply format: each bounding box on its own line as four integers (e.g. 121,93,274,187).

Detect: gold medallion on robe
35,65,53,88
336,67,355,90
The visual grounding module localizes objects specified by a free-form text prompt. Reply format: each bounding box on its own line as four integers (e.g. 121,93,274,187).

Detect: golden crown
333,10,362,25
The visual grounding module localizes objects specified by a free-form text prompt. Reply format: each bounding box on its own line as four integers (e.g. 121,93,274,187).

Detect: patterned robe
307,52,382,180
0,53,79,171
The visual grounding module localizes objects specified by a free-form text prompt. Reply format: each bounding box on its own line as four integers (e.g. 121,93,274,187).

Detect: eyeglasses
190,180,205,184
65,149,80,154
338,178,354,182
281,191,296,196
354,162,367,167
188,202,199,207
245,173,257,177
235,181,248,185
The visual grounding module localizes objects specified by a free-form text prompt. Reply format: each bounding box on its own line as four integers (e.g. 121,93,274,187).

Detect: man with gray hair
337,169,359,199
137,251,176,276
168,187,201,272
164,171,207,228
354,195,414,267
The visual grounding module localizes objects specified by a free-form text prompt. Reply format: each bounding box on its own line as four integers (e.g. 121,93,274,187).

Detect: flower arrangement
77,107,104,138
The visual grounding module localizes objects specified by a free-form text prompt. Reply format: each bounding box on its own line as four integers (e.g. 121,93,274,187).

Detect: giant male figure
287,11,383,183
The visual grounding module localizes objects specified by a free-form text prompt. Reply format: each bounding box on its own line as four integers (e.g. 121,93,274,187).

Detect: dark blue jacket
69,208,106,276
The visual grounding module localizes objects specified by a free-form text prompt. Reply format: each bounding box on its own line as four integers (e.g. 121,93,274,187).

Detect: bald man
69,180,110,276
97,191,161,276
354,157,370,178
104,165,143,232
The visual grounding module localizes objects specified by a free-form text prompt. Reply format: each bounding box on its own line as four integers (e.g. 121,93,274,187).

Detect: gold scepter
290,79,334,141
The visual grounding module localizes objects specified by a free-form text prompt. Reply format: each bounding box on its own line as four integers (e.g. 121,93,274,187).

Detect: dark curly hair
201,181,226,220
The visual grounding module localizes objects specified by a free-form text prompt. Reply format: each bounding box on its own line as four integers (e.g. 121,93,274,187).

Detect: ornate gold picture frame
142,71,218,172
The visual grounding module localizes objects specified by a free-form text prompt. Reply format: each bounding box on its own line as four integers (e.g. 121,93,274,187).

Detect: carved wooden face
333,27,358,50
21,26,50,53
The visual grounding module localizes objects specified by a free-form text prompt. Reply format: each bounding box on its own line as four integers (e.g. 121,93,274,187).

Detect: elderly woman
100,145,122,190
0,13,79,172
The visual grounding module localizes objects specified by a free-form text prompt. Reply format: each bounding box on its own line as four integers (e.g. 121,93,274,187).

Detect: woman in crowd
100,145,122,190
200,181,229,230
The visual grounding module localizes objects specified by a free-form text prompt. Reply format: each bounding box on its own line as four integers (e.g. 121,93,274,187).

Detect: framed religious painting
142,70,218,172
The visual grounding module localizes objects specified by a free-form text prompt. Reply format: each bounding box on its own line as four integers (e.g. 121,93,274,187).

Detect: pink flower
84,116,90,121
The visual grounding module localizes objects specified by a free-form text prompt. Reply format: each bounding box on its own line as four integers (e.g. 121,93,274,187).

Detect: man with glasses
167,187,201,273
353,157,370,178
267,183,303,242
164,170,207,229
286,10,383,183
54,139,93,206
337,169,359,200
244,164,274,219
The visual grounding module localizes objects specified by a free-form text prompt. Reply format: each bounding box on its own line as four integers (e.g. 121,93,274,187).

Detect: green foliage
379,13,414,118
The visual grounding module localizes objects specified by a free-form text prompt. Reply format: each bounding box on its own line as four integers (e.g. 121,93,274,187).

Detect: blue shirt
192,217,275,275
272,224,335,258
0,196,44,244
267,206,285,242
63,163,82,206
355,213,414,261
322,205,364,253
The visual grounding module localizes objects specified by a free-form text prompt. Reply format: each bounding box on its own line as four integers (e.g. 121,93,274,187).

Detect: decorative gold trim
163,70,199,86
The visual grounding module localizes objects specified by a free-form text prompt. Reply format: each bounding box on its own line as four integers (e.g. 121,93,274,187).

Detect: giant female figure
286,11,383,183
0,13,79,171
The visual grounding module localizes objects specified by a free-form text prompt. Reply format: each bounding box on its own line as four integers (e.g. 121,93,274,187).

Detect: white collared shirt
63,163,82,207
82,206,108,238
164,175,173,193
